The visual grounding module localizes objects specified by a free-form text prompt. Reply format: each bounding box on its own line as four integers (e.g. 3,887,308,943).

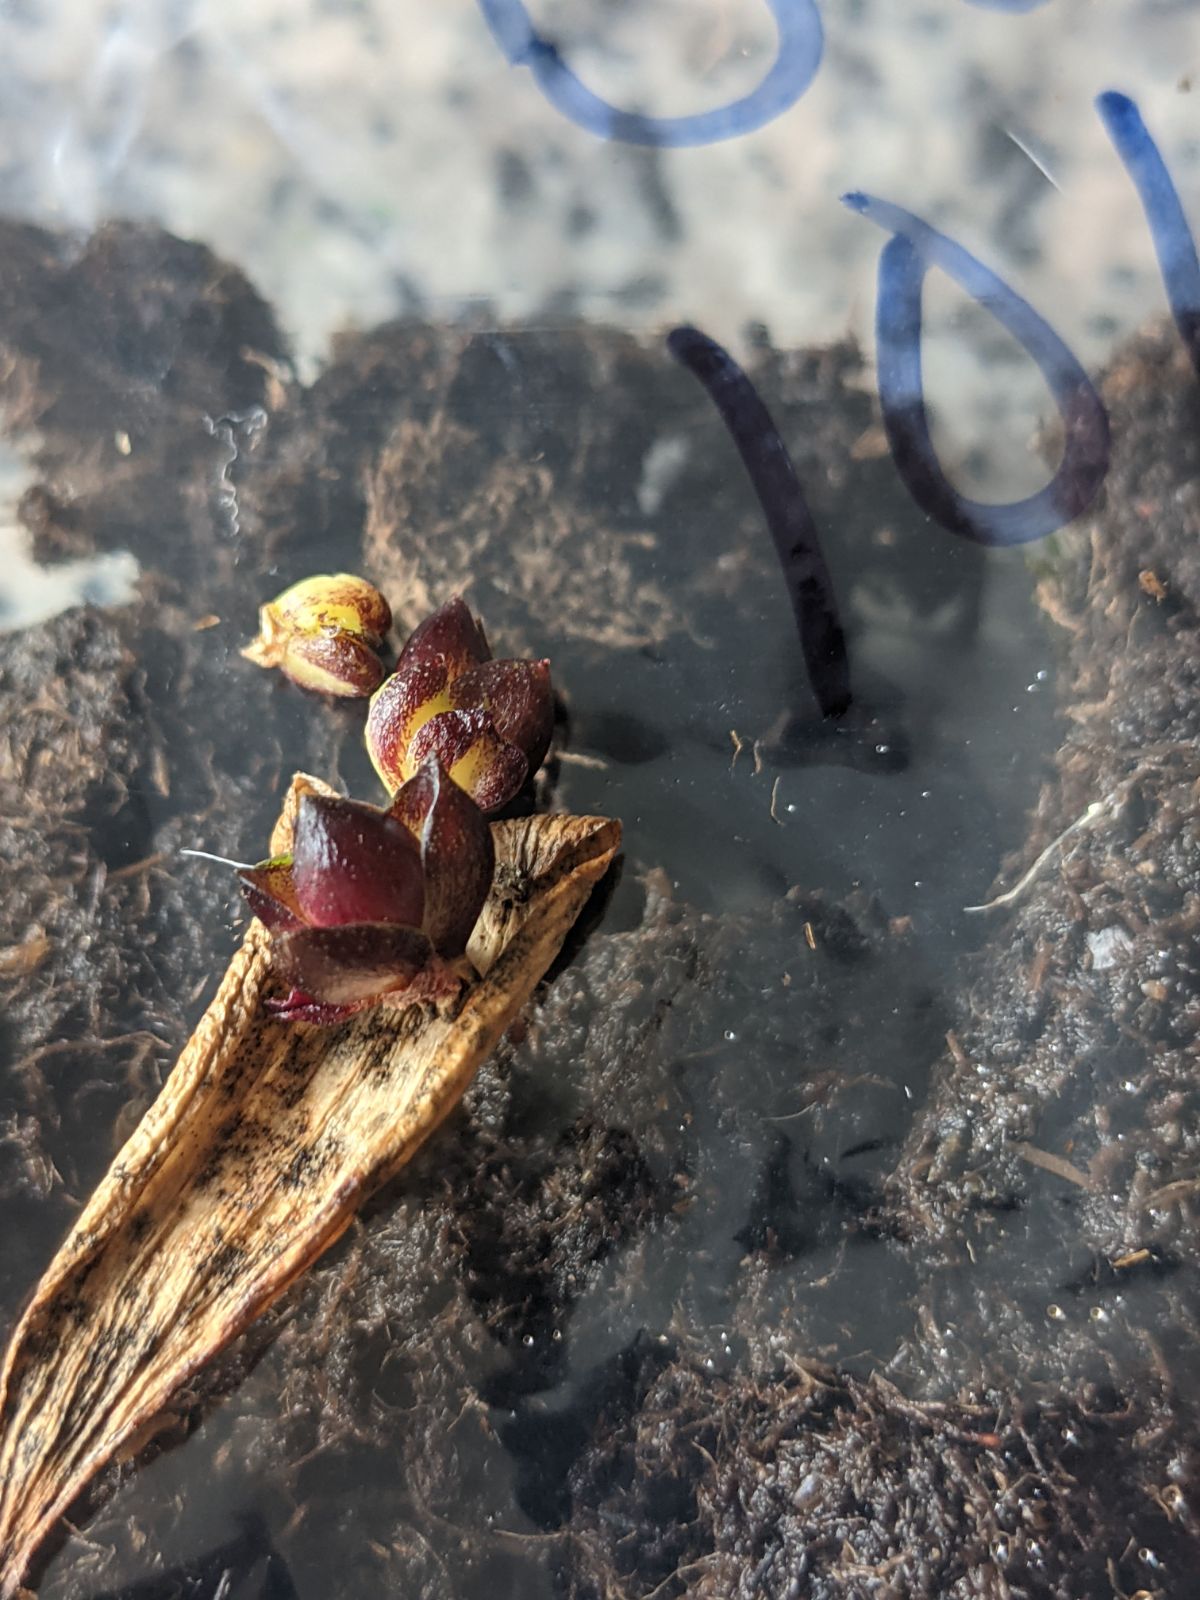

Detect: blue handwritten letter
476,0,823,147
1097,91,1200,377
842,194,1109,547
962,1,1049,12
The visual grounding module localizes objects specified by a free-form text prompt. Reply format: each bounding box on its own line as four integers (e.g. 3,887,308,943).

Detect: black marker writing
667,325,851,718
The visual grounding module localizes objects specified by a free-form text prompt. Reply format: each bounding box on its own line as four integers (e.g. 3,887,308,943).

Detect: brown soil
0,220,1195,1598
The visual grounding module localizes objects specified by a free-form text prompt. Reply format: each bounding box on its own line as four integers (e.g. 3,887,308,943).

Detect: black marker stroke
668,325,851,718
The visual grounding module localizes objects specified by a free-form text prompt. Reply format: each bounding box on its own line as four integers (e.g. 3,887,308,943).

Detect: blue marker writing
667,326,851,718
842,194,1109,547
476,0,823,147
1097,91,1200,378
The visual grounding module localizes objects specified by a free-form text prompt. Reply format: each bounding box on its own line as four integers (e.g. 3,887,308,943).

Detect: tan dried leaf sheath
0,775,620,1596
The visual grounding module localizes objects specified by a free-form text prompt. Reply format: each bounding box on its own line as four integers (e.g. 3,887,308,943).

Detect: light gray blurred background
0,0,1195,621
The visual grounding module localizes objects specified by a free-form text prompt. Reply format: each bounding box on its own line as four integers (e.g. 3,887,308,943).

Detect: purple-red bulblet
236,756,493,1024
366,597,554,812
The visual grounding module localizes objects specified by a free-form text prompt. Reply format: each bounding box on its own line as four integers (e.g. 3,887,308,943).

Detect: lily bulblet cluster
236,594,557,1023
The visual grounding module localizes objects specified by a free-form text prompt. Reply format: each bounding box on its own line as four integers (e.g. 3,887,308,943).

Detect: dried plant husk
0,775,619,1597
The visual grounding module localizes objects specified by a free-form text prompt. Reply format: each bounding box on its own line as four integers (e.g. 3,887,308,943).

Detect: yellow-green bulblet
242,572,392,698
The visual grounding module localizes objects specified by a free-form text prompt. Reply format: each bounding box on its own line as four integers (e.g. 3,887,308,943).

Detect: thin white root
964,793,1122,914
178,847,255,870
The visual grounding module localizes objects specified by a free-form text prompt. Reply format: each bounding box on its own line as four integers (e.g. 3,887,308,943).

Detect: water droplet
724,1029,737,1041
1047,1303,1066,1321
521,1333,535,1347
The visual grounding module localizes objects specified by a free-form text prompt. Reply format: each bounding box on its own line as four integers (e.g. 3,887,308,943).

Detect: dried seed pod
367,597,555,810
234,757,495,1023
242,572,392,698
0,773,621,1596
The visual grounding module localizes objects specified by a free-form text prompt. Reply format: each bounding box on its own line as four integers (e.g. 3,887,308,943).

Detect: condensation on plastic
0,8,1197,1595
